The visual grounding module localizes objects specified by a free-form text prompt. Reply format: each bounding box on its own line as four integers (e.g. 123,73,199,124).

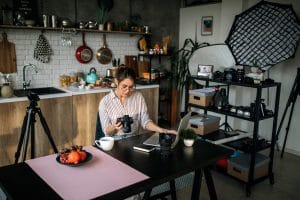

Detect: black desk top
0,134,232,200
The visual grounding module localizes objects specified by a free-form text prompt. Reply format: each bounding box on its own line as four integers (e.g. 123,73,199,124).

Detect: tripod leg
21,109,33,162
30,118,35,159
14,112,29,164
276,72,299,142
281,99,297,158
37,109,58,153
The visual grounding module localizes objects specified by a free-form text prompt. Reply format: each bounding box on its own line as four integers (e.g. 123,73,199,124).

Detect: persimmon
78,150,87,161
67,150,81,164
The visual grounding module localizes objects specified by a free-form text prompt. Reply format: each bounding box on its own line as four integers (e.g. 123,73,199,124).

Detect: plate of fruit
56,145,92,167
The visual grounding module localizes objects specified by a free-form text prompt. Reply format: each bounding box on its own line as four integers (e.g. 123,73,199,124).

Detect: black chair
95,112,105,140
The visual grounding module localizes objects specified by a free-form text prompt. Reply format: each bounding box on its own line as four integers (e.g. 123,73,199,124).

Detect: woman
99,67,176,140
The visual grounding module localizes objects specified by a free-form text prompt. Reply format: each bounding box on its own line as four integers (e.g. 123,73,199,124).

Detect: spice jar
59,75,70,88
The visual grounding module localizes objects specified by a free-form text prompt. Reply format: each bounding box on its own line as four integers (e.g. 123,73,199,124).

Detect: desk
0,134,232,200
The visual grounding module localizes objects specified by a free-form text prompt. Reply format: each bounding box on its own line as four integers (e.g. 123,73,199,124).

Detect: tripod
14,93,58,163
276,68,300,158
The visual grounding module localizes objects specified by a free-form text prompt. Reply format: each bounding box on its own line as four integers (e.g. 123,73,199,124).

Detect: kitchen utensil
86,67,98,84
34,33,52,63
96,34,112,65
0,32,17,73
75,32,93,64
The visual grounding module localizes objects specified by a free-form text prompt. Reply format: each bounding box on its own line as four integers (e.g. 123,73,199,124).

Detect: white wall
0,29,139,89
179,0,300,155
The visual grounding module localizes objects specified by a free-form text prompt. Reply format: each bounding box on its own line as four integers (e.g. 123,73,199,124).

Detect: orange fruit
67,150,81,164
78,150,87,161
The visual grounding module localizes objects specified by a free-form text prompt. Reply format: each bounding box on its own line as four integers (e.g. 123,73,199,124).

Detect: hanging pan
96,34,112,64
75,32,93,63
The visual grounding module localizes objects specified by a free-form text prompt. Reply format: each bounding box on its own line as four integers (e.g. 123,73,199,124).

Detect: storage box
188,88,215,107
227,153,270,182
187,114,220,135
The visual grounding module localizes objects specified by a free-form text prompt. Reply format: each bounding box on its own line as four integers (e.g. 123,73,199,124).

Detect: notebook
143,112,191,149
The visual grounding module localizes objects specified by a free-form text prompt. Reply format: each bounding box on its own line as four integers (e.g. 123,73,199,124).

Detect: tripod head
27,92,40,108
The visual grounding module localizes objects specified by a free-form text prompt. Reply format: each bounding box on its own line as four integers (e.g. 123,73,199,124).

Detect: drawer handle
193,96,201,100
190,124,198,128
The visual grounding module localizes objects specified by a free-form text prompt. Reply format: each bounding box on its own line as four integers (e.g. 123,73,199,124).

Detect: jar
1,83,13,98
59,75,70,88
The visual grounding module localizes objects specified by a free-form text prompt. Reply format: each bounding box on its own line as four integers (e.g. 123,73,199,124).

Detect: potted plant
96,0,113,30
170,39,209,118
180,128,197,147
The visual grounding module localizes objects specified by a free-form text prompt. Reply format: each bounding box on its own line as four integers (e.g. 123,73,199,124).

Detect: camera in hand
117,115,133,133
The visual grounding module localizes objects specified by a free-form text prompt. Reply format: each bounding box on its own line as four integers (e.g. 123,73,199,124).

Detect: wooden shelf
0,25,149,36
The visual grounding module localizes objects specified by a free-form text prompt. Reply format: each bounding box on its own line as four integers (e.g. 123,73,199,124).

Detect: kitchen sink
14,87,66,97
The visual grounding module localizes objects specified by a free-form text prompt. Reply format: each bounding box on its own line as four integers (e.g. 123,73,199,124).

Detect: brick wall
2,29,139,89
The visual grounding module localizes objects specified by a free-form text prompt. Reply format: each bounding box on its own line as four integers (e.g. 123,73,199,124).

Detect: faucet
23,64,38,90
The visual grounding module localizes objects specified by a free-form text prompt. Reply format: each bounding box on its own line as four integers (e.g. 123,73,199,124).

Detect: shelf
224,137,271,153
0,25,148,36
189,75,280,88
188,103,275,121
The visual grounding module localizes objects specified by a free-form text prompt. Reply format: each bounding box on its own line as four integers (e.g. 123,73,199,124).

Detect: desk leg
142,189,152,200
191,169,203,200
204,167,217,200
169,179,177,200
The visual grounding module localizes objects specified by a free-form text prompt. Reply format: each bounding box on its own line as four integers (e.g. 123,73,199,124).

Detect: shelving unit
137,53,176,126
0,25,148,36
185,75,281,196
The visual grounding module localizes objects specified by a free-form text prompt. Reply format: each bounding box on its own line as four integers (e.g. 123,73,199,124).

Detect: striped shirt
99,90,152,139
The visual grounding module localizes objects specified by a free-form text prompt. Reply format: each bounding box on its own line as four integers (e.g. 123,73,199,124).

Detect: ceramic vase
183,139,194,147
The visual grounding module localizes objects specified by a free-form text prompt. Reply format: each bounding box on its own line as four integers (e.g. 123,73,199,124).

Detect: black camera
159,133,174,157
27,92,40,107
117,115,133,133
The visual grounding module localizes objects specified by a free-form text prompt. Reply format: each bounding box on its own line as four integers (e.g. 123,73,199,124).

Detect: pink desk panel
26,146,149,200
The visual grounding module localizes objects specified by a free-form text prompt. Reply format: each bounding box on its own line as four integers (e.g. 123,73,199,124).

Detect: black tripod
276,68,300,158
14,93,58,163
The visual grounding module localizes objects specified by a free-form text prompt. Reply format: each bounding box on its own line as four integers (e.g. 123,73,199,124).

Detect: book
133,144,156,153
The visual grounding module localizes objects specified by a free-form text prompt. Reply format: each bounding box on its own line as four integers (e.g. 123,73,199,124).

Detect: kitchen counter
0,84,159,104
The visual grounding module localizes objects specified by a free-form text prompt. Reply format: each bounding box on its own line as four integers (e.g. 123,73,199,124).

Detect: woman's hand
159,128,177,135
114,122,123,132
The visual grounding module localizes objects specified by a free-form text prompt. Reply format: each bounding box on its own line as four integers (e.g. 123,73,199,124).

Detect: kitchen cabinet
0,96,73,166
185,75,281,196
0,86,158,166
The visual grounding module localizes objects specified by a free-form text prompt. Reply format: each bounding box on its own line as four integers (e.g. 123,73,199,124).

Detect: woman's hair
116,67,136,83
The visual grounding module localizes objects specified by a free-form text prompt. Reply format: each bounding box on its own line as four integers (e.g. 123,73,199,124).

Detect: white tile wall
1,29,140,89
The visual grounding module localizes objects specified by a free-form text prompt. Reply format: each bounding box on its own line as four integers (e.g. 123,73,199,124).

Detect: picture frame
201,16,213,36
197,64,213,77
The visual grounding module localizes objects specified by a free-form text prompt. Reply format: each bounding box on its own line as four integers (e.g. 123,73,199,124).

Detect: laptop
143,112,192,149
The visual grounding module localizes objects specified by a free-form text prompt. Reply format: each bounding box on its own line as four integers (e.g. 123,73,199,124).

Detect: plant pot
98,24,104,31
183,139,194,147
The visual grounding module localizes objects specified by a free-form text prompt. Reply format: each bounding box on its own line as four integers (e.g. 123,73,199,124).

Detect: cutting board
0,32,17,73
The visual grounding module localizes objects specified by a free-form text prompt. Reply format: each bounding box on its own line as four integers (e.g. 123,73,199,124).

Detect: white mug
95,137,114,151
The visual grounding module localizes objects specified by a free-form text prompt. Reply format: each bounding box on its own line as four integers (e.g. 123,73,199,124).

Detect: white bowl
183,139,195,147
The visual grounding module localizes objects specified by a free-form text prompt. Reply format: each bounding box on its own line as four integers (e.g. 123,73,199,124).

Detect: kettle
85,67,98,84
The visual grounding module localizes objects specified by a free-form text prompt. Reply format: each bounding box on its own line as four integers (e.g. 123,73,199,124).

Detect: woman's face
116,78,135,98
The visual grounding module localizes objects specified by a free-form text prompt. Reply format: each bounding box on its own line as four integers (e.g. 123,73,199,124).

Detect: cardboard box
188,88,215,107
227,153,270,182
187,114,220,135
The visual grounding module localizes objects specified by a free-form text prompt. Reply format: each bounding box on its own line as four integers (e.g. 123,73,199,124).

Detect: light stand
276,68,300,158
14,92,58,163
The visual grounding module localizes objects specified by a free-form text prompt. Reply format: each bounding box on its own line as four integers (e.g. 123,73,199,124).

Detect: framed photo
197,64,213,77
201,16,213,36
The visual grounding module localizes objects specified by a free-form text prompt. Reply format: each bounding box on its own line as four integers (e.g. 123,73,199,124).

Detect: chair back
95,112,105,140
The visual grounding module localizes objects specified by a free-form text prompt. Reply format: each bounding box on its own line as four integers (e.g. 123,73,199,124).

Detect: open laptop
143,112,191,149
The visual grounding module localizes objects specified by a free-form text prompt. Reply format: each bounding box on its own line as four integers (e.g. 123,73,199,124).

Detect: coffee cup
95,137,114,151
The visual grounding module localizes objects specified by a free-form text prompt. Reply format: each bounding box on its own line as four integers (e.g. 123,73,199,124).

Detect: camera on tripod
27,92,40,102
117,115,133,133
